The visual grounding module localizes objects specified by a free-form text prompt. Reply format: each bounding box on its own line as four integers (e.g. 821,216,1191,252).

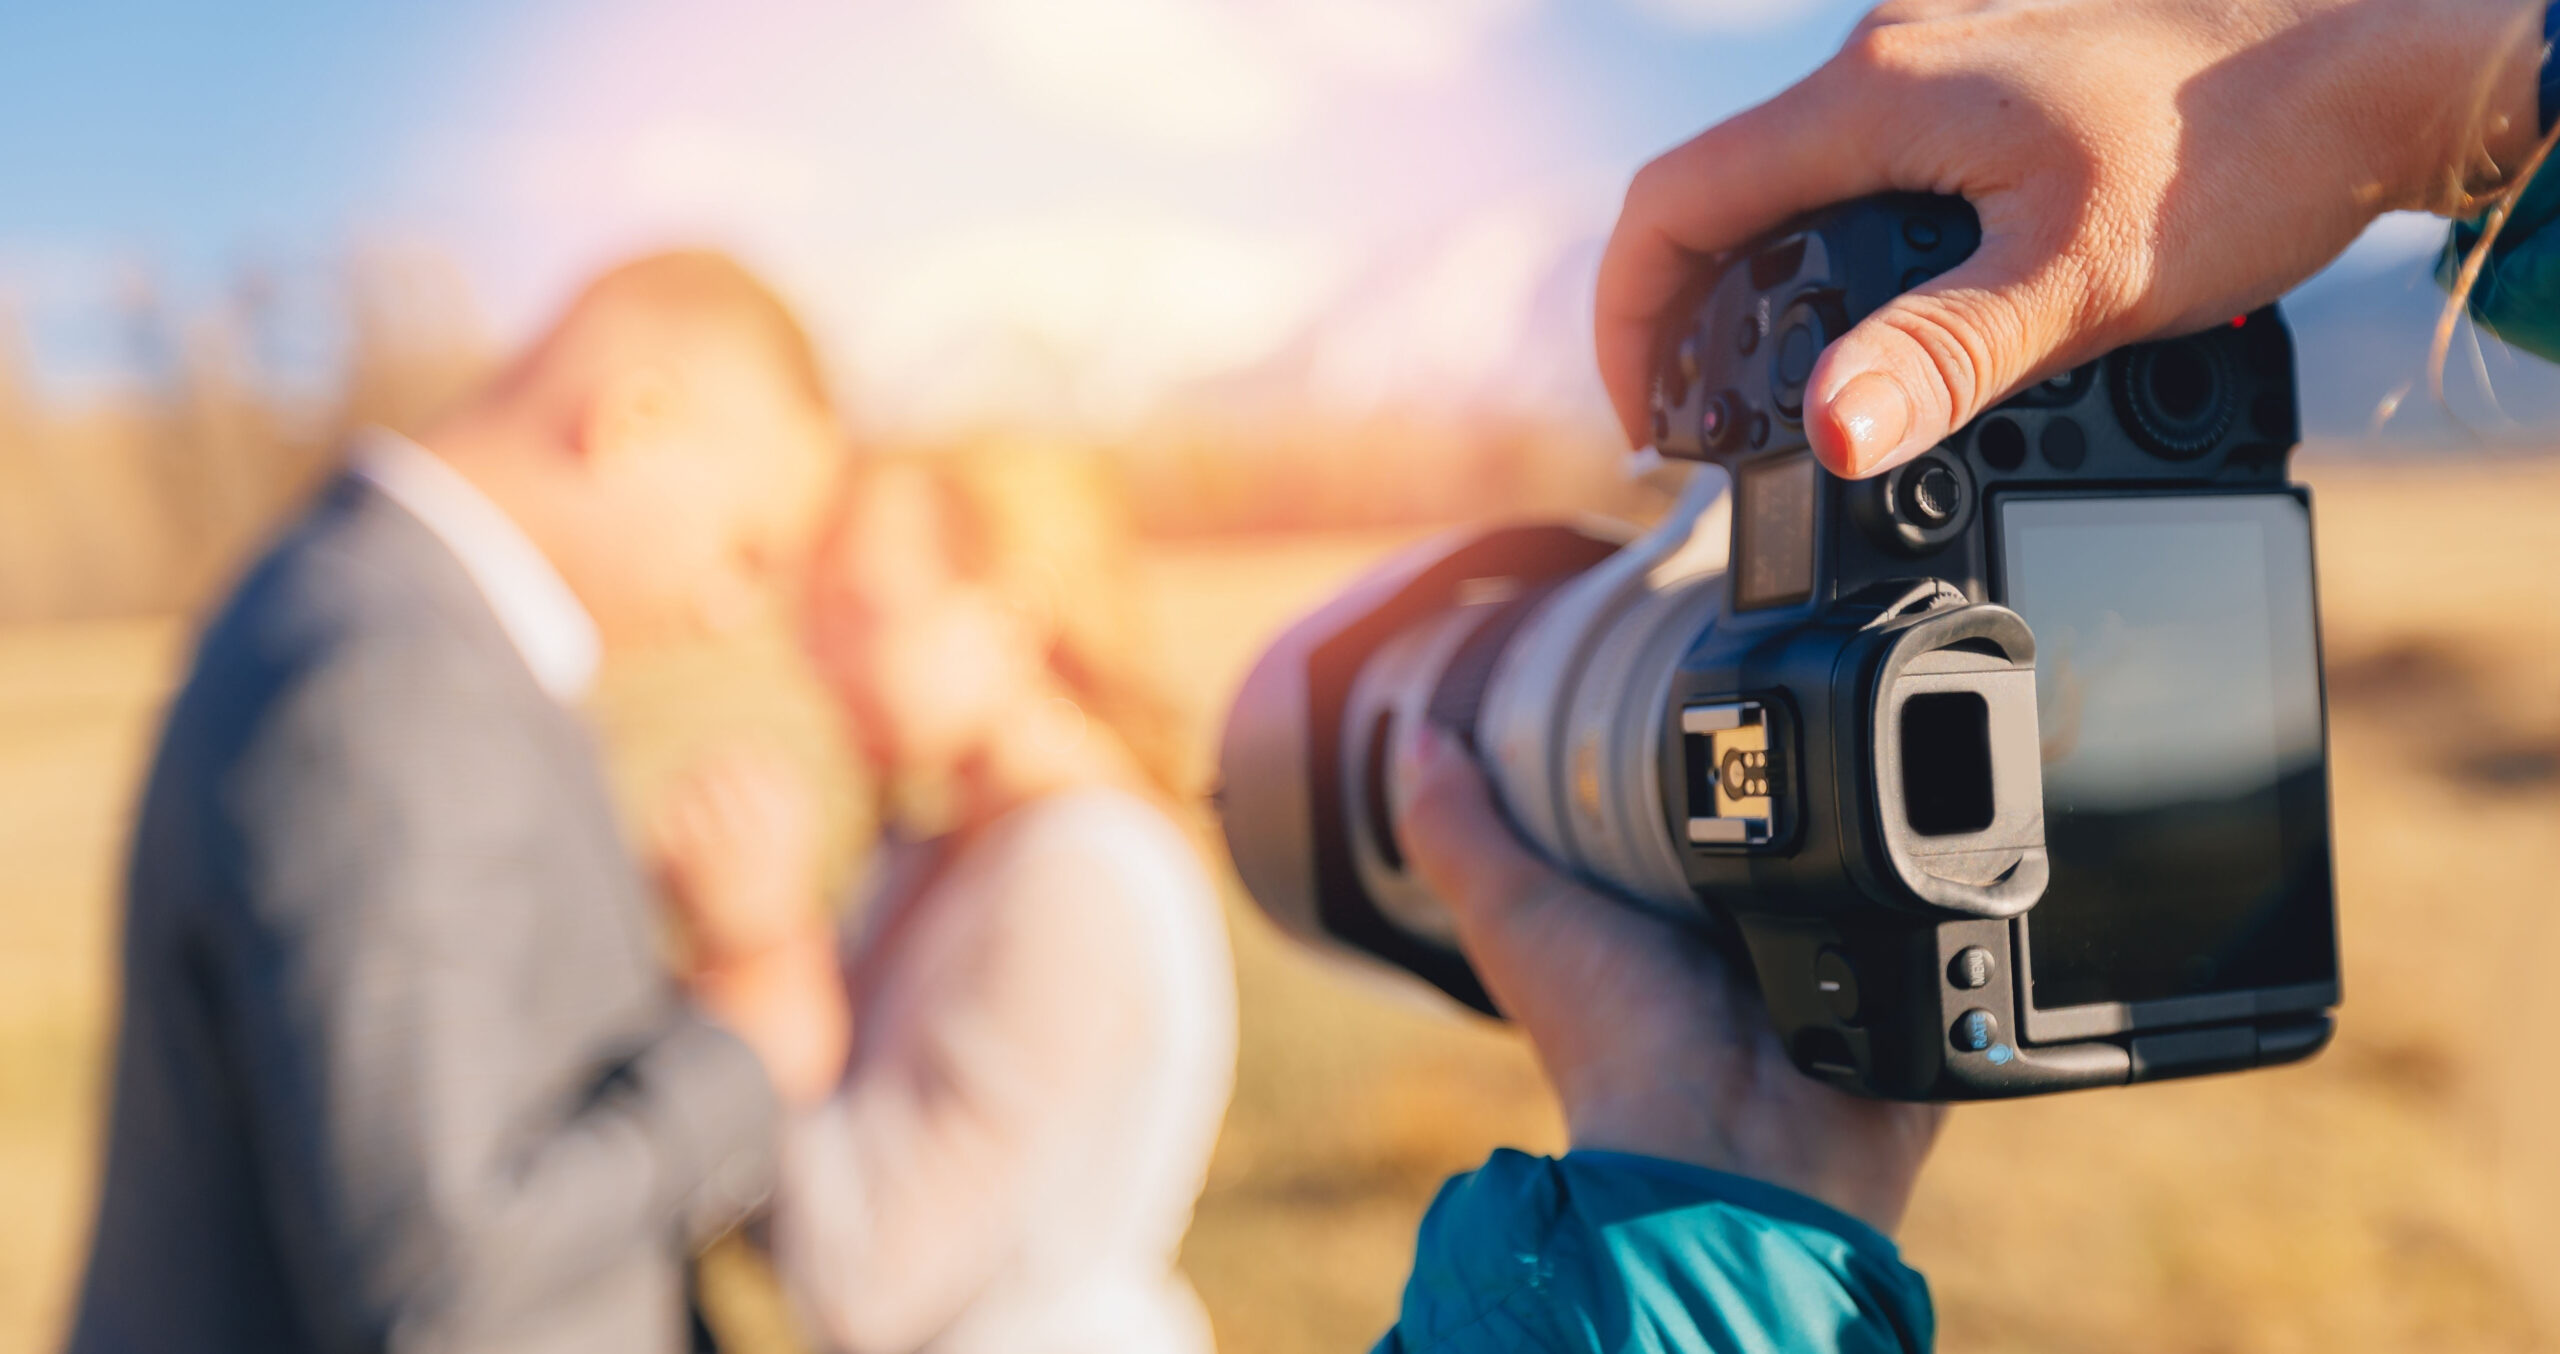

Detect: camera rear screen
1996,494,2333,1012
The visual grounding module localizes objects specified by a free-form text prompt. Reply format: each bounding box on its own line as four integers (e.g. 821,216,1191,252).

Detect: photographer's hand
1598,0,2545,480
1396,725,1941,1235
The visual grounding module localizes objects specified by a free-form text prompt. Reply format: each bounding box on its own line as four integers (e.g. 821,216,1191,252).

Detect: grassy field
2,456,2556,1353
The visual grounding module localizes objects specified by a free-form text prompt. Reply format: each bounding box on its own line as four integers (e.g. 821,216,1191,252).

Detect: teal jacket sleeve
1374,1149,1932,1354
2441,162,2560,362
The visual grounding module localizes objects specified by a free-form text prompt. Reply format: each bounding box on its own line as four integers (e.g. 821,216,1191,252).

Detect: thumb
1805,237,2059,479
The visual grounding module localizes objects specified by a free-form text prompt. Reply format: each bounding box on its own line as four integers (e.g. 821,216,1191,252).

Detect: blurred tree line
0,251,1636,626
0,249,489,623
1113,406,1633,538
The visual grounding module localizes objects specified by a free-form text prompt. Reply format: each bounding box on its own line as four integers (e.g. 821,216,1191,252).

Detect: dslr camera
1217,194,2340,1100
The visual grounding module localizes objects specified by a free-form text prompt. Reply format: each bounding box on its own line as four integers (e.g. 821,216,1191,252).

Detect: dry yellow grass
1,458,2555,1353
0,618,182,1354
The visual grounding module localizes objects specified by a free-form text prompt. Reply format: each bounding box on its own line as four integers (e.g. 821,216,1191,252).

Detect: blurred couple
67,253,1237,1354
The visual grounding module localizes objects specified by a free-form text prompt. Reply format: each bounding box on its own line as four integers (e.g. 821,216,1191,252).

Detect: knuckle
1872,297,2002,422
1621,154,1679,219
1835,16,1923,79
1877,0,1996,20
1855,0,1924,32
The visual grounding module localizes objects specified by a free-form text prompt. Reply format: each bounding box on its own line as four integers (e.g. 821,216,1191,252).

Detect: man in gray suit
67,253,847,1353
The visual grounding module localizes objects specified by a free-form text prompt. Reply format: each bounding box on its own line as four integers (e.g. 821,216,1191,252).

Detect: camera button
1899,462,1962,526
2039,418,2087,470
2111,338,2236,459
1948,947,1995,990
1975,417,2027,471
1814,949,1862,1025
1774,323,1819,399
1767,293,1842,421
1700,390,1747,453
1902,216,1941,251
1736,313,1763,355
1952,1008,1999,1053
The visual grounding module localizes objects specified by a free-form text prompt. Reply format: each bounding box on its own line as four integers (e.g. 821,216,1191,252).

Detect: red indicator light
2230,315,2247,328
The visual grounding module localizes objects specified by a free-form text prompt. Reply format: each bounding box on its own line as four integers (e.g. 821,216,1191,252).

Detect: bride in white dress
653,450,1237,1354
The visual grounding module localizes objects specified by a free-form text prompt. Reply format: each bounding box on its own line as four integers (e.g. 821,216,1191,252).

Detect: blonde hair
868,441,1191,798
2430,13,2560,409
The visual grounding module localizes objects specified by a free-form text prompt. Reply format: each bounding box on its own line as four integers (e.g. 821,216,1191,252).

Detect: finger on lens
1394,725,1537,909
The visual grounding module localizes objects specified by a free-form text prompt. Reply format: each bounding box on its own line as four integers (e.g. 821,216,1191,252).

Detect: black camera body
1652,194,2338,1097
1214,193,2339,1102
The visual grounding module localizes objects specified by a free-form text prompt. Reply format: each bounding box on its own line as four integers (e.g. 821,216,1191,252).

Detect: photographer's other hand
1395,725,1940,1235
652,748,849,1106
1598,0,2544,479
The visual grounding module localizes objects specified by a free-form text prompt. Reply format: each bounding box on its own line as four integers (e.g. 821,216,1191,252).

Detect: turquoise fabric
2441,162,2560,361
1374,1149,1933,1353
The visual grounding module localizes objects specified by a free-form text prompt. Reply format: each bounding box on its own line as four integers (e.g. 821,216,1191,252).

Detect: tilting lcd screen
1996,494,2334,1011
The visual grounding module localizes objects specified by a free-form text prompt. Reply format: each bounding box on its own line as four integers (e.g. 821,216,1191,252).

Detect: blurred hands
1597,0,2544,480
1396,726,1941,1234
656,749,826,964
652,749,849,1107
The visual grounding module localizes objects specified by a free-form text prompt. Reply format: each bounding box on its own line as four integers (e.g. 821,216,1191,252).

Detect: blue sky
0,0,2510,439
0,0,1877,425
0,1,1842,249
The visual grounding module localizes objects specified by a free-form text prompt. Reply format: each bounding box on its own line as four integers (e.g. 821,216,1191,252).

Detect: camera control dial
2111,335,2238,460
1851,450,1975,556
1898,462,1963,526
1768,291,1846,423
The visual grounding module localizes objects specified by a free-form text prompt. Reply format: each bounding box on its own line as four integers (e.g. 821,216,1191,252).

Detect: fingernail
1828,371,1912,475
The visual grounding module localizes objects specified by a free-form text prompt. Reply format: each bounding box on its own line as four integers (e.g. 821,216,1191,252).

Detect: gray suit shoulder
152,473,563,813
180,475,538,748
132,474,576,934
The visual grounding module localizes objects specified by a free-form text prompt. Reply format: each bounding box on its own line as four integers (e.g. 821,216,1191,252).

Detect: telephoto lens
1217,194,2339,1101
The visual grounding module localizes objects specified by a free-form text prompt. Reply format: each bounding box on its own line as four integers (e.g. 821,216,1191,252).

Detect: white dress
770,790,1238,1354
